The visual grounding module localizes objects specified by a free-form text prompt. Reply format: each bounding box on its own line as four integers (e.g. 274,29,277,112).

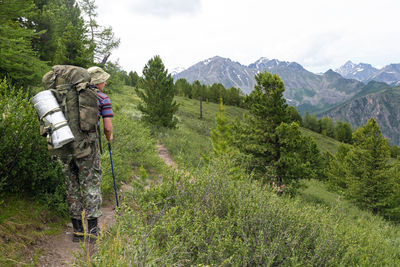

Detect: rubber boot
71,218,84,242
88,218,99,243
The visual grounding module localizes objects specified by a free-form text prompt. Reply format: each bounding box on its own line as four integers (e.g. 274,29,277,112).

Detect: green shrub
92,156,400,266
100,111,164,197
0,78,63,197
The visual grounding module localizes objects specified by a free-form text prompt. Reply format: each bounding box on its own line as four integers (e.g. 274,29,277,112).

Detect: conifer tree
288,106,302,124
343,118,400,218
210,98,232,156
234,72,290,183
303,111,320,132
78,0,120,65
0,0,48,86
319,116,334,137
128,71,140,87
232,72,323,189
136,55,179,128
334,120,353,143
32,0,93,66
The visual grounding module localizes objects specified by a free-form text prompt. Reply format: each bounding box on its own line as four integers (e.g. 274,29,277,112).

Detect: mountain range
174,56,400,114
335,61,400,85
173,56,400,145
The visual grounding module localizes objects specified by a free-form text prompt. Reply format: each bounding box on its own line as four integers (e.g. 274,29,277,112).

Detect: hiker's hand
106,132,113,141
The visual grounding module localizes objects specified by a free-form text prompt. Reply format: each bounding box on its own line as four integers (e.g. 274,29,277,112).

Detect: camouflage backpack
41,65,99,159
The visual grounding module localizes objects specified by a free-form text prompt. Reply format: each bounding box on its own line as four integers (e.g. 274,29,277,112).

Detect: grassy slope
159,96,245,167
159,94,400,227
300,127,342,154
162,96,342,165
91,88,400,265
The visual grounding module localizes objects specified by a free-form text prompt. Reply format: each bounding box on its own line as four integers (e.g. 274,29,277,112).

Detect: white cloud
132,0,202,18
95,0,400,74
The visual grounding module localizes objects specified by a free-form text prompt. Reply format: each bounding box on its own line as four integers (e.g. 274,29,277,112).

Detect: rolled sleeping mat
32,90,75,149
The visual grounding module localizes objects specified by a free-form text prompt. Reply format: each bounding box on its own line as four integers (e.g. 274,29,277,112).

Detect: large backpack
41,65,99,159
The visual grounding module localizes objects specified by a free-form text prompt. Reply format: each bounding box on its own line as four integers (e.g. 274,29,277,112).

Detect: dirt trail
35,144,174,266
156,143,177,169
36,205,116,266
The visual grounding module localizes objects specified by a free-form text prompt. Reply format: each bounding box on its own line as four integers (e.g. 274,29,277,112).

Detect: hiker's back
41,65,99,159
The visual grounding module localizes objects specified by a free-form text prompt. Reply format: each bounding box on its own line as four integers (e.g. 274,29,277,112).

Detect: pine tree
136,55,179,128
128,71,140,87
334,120,353,143
345,119,400,217
0,0,48,86
331,118,400,219
319,116,334,137
30,0,94,66
232,72,323,189
210,98,232,156
275,122,325,190
236,72,290,183
288,106,302,124
303,111,320,132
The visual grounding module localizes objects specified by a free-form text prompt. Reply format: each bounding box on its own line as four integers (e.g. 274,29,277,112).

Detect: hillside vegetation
87,86,400,266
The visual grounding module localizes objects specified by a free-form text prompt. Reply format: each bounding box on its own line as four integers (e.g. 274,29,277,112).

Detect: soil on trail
35,144,173,266
156,143,177,169
36,205,116,267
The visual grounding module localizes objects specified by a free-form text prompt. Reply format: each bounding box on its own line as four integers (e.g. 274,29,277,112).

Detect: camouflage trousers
59,142,102,220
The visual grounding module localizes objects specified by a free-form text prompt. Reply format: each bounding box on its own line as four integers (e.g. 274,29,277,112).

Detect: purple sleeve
97,92,114,118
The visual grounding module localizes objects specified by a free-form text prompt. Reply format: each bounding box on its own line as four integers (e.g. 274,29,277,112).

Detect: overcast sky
94,0,400,74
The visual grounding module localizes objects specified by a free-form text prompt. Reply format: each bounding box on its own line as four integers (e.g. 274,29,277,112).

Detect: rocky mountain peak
336,61,378,82
248,58,291,69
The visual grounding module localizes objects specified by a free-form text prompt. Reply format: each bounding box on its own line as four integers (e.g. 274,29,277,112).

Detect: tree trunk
100,53,110,66
199,96,203,119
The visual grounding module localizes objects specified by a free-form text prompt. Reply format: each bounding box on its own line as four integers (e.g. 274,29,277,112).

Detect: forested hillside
322,86,400,145
0,0,120,88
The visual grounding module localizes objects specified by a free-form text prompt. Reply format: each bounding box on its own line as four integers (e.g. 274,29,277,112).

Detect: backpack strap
39,107,62,121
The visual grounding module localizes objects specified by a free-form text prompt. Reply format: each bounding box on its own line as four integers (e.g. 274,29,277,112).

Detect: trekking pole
97,126,103,154
108,142,119,207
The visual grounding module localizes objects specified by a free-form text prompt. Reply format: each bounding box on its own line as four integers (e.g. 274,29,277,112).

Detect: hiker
67,66,114,243
34,65,113,243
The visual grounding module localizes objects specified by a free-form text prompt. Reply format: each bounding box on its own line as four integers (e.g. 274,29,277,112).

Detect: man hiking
63,66,113,243
67,66,114,243
68,66,113,243
35,65,113,243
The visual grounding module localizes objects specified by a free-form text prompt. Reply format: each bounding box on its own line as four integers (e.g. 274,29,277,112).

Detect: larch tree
342,118,400,219
78,0,120,65
232,72,324,190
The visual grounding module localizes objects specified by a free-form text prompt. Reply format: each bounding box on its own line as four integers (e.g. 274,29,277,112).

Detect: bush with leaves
91,155,400,266
0,78,65,211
